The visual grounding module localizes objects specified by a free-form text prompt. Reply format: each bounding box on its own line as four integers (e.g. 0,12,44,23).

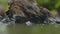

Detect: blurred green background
0,0,60,12
36,0,60,12
0,0,8,11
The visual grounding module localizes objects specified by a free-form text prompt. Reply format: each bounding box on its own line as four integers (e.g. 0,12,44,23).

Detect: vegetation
36,0,60,10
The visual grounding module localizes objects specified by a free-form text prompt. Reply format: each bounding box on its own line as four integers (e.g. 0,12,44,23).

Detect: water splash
25,21,33,26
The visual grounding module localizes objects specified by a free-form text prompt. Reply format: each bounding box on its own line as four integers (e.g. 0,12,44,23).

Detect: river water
0,22,60,34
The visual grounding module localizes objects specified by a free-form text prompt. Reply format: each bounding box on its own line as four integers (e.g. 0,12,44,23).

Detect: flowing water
0,22,60,34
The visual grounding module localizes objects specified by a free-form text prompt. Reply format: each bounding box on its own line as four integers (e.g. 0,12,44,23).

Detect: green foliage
55,0,60,8
36,0,58,10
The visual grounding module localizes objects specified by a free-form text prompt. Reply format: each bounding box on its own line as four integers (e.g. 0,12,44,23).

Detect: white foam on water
25,21,33,26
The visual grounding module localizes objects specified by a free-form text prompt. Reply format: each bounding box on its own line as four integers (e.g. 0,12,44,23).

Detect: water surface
0,23,60,34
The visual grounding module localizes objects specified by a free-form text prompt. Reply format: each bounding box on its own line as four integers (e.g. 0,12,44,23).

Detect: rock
55,17,60,24
8,0,51,24
0,16,3,21
15,16,27,23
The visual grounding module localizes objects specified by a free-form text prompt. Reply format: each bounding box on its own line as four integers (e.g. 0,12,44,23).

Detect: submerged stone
55,17,60,24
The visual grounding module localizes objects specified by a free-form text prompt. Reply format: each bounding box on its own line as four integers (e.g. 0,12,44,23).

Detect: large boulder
8,0,51,24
